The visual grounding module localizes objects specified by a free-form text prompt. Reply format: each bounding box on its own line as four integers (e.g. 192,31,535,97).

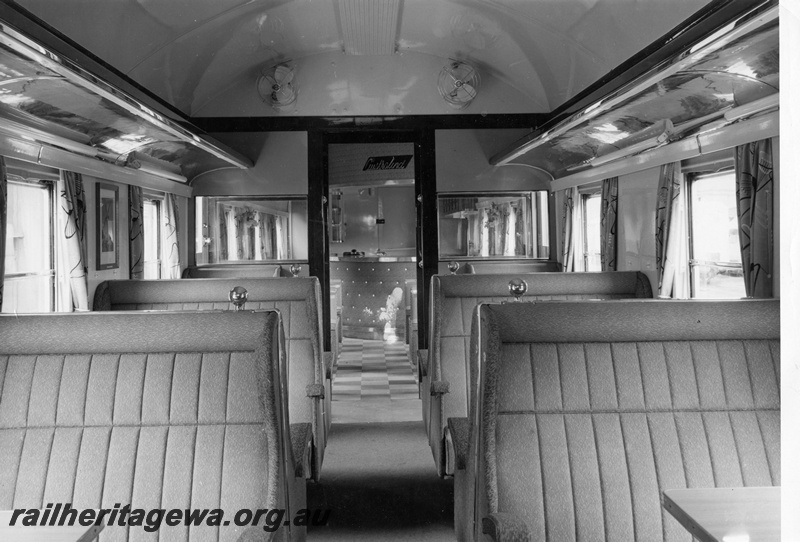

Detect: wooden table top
0,510,104,542
663,486,780,542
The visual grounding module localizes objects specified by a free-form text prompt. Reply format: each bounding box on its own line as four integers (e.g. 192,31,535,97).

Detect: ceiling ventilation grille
337,0,400,55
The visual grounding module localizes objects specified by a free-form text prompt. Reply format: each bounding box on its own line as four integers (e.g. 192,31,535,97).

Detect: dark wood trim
415,128,438,350
193,114,548,133
490,0,777,165
307,131,331,352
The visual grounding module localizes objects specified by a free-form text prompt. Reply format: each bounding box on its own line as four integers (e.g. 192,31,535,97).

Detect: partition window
142,197,161,279
687,170,745,298
581,192,601,272
437,192,547,259
2,179,55,312
194,196,308,264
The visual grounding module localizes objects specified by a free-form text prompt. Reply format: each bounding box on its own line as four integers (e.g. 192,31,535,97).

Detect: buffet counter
330,257,416,341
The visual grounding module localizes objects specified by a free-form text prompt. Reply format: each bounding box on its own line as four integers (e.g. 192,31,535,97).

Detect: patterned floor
332,338,419,402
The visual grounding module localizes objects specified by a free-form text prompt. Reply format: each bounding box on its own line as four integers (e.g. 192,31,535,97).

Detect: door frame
308,128,438,351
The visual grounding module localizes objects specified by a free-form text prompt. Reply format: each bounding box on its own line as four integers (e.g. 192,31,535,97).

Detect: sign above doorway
363,155,413,171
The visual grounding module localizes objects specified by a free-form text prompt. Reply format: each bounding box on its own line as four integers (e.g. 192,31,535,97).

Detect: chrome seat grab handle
229,286,248,310
508,278,527,302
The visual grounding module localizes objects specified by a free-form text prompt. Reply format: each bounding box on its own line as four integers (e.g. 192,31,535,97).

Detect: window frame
142,193,163,279
685,167,743,299
3,177,56,312
579,189,602,272
436,190,549,261
194,195,307,265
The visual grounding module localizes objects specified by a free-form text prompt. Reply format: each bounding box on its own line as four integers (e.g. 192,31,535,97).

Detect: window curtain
275,215,287,259
559,187,578,272
161,193,181,279
735,139,774,298
504,203,516,256
600,177,619,271
260,213,274,259
56,171,88,311
480,208,489,257
655,162,682,297
219,207,229,261
129,185,144,279
0,157,6,308
226,209,237,261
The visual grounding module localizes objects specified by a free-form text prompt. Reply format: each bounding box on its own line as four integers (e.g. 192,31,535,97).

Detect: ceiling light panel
338,0,400,55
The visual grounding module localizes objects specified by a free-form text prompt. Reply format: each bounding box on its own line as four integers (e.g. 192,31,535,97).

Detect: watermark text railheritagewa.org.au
8,503,331,533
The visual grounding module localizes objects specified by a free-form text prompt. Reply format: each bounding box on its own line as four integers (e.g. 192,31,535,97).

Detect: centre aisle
307,338,455,541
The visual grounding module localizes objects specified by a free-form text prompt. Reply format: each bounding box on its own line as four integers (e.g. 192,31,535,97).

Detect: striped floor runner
332,338,418,401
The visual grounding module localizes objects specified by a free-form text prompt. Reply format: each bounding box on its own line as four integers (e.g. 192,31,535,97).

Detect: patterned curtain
224,208,237,261
219,208,228,261
504,204,516,256
128,185,144,279
260,213,274,259
480,208,489,257
56,171,88,311
559,187,578,272
600,177,619,271
276,215,287,259
735,139,774,298
655,162,681,297
515,202,525,255
0,157,6,309
235,209,247,259
162,193,181,279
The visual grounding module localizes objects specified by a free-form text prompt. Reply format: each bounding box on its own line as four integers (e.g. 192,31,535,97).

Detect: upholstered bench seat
0,310,307,542
93,278,330,482
423,271,653,476
455,299,779,542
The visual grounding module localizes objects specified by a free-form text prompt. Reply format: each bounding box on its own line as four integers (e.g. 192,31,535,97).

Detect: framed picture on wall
96,183,119,270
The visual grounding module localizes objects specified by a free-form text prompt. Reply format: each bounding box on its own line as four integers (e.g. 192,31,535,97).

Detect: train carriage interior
0,0,795,540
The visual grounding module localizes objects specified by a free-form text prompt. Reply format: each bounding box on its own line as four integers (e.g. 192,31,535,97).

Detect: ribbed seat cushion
493,339,779,541
475,300,780,542
93,278,327,479
0,311,286,542
425,272,652,475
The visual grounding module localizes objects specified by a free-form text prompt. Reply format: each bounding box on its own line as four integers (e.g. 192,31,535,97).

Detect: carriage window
688,170,745,299
438,192,548,259
2,180,55,313
582,193,601,271
195,196,309,264
142,198,161,279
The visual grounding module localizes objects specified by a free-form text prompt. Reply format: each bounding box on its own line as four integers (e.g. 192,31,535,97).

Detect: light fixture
489,4,778,166
586,119,674,167
723,93,779,122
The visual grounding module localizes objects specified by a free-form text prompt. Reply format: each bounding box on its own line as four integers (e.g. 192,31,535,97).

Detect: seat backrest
182,264,282,278
438,260,561,275
0,310,297,541
93,278,327,477
470,299,779,542
428,272,653,444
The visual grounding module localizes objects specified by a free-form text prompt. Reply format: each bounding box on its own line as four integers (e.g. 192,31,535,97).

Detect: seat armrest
416,349,428,382
445,416,469,474
323,351,334,380
306,383,325,399
290,422,313,479
482,512,532,542
430,380,450,396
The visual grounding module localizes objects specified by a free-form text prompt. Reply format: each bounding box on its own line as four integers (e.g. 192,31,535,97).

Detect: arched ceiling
12,0,714,116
